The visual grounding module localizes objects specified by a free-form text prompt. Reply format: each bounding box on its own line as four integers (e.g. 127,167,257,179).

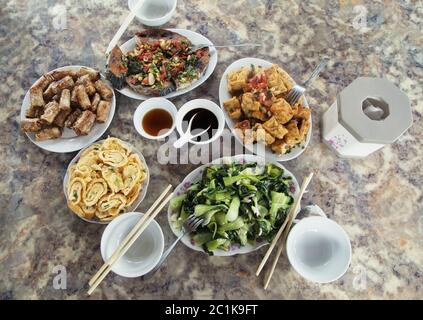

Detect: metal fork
143,215,204,279
285,57,329,106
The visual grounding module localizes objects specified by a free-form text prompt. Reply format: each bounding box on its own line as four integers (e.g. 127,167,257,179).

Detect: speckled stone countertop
1,0,422,300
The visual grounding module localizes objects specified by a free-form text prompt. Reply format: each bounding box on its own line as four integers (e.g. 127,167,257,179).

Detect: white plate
167,154,300,256
20,65,116,153
117,28,218,100
63,139,150,224
218,58,312,162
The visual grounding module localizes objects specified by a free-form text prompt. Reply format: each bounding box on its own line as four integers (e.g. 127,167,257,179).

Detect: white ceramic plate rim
116,28,218,100
20,65,116,153
218,57,312,162
101,212,164,278
167,154,300,256
63,139,150,224
286,216,352,283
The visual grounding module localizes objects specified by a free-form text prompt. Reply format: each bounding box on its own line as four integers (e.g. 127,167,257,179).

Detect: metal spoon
173,113,211,148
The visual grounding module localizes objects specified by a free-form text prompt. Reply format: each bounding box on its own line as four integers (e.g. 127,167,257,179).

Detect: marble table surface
1,0,422,300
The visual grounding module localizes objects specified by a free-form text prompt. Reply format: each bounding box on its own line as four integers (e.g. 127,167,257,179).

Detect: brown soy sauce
142,108,173,136
182,108,218,142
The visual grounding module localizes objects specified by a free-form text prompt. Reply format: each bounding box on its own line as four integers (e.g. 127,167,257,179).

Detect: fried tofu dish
20,67,113,141
223,64,311,154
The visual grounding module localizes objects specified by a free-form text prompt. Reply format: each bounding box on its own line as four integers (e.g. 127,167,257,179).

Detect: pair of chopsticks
106,0,145,54
87,184,173,295
256,173,314,289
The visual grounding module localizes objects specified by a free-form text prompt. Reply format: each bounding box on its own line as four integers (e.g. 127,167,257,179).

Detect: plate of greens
168,154,300,256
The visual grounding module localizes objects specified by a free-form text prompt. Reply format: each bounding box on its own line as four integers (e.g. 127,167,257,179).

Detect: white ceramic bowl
128,0,177,27
63,139,150,224
134,97,177,140
175,99,225,145
218,57,312,162
101,212,164,278
117,29,218,100
20,65,116,153
167,154,300,256
286,216,352,283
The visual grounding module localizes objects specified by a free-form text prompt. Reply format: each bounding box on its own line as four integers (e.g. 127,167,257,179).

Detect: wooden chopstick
88,185,172,294
88,191,174,295
88,184,172,287
256,173,314,276
105,0,145,54
263,173,314,289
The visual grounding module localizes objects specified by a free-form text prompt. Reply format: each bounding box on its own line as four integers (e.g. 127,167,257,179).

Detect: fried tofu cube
227,67,251,92
293,106,311,141
35,127,62,141
284,120,301,146
271,139,290,154
40,101,61,124
234,120,254,144
223,97,242,119
251,110,268,121
270,98,293,124
265,64,293,96
253,124,275,145
262,116,288,139
241,92,261,116
21,118,42,132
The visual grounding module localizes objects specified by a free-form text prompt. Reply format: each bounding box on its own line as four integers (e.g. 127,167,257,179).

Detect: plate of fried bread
20,65,116,153
219,58,312,162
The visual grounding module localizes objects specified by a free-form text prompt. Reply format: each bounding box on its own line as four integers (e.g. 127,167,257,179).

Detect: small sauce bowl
134,97,177,140
101,212,164,278
175,99,225,145
128,0,177,27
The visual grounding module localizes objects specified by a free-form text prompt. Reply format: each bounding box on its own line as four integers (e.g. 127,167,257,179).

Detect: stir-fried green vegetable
170,162,295,255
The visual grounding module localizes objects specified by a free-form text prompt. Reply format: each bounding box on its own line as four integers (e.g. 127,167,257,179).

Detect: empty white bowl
101,212,164,278
286,216,351,283
128,0,177,27
134,97,177,140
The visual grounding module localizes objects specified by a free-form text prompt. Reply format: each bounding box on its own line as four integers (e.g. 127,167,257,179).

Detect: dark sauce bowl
176,99,225,145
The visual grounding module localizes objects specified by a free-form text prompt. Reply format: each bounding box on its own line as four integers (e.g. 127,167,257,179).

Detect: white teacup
128,0,177,27
286,206,352,283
